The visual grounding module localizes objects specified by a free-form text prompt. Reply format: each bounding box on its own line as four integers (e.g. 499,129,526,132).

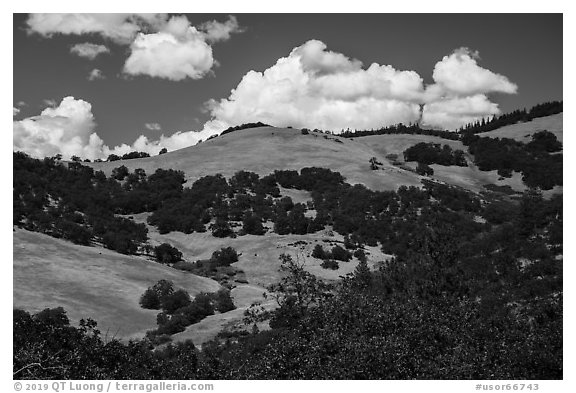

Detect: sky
12,13,563,160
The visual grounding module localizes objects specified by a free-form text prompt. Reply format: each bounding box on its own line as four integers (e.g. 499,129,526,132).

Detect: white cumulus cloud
198,15,244,43
430,47,518,97
70,42,110,60
26,13,167,44
88,68,105,81
203,41,518,132
13,96,106,160
12,96,215,159
145,123,162,131
27,13,245,81
123,16,214,81
422,94,501,130
206,39,423,131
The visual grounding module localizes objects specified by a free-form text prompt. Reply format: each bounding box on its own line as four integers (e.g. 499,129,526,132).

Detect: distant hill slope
90,128,424,191
479,113,563,143
89,125,549,194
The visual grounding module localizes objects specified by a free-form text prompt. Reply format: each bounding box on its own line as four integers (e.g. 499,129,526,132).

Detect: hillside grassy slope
88,125,548,194
90,128,424,192
13,228,221,339
480,113,563,143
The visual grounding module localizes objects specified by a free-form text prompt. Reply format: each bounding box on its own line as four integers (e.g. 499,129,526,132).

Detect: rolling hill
13,112,562,345
88,116,564,194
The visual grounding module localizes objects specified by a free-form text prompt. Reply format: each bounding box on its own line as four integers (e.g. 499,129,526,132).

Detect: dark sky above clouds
13,13,562,159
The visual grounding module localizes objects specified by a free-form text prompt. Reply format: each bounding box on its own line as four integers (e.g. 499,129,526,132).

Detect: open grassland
13,228,221,339
480,113,563,143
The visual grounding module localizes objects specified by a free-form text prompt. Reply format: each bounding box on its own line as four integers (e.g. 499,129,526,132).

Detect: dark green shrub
320,259,339,270
312,244,327,259
242,213,265,235
212,288,235,313
416,162,434,176
154,243,183,264
140,289,162,310
140,280,174,310
331,245,352,261
155,314,189,335
210,247,239,267
162,289,191,314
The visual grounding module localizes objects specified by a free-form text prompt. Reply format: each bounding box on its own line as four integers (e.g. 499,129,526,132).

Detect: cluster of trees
173,247,241,284
146,168,342,238
107,151,151,162
13,152,148,254
14,307,201,379
312,244,352,262
458,101,563,134
202,191,561,378
312,243,354,270
403,142,467,166
340,123,460,140
147,172,275,235
219,122,270,136
462,130,563,189
140,279,235,342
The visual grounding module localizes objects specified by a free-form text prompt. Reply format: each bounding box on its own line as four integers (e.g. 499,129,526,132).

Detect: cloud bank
13,96,104,160
27,13,167,44
13,42,518,160
13,97,219,160
206,42,516,131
